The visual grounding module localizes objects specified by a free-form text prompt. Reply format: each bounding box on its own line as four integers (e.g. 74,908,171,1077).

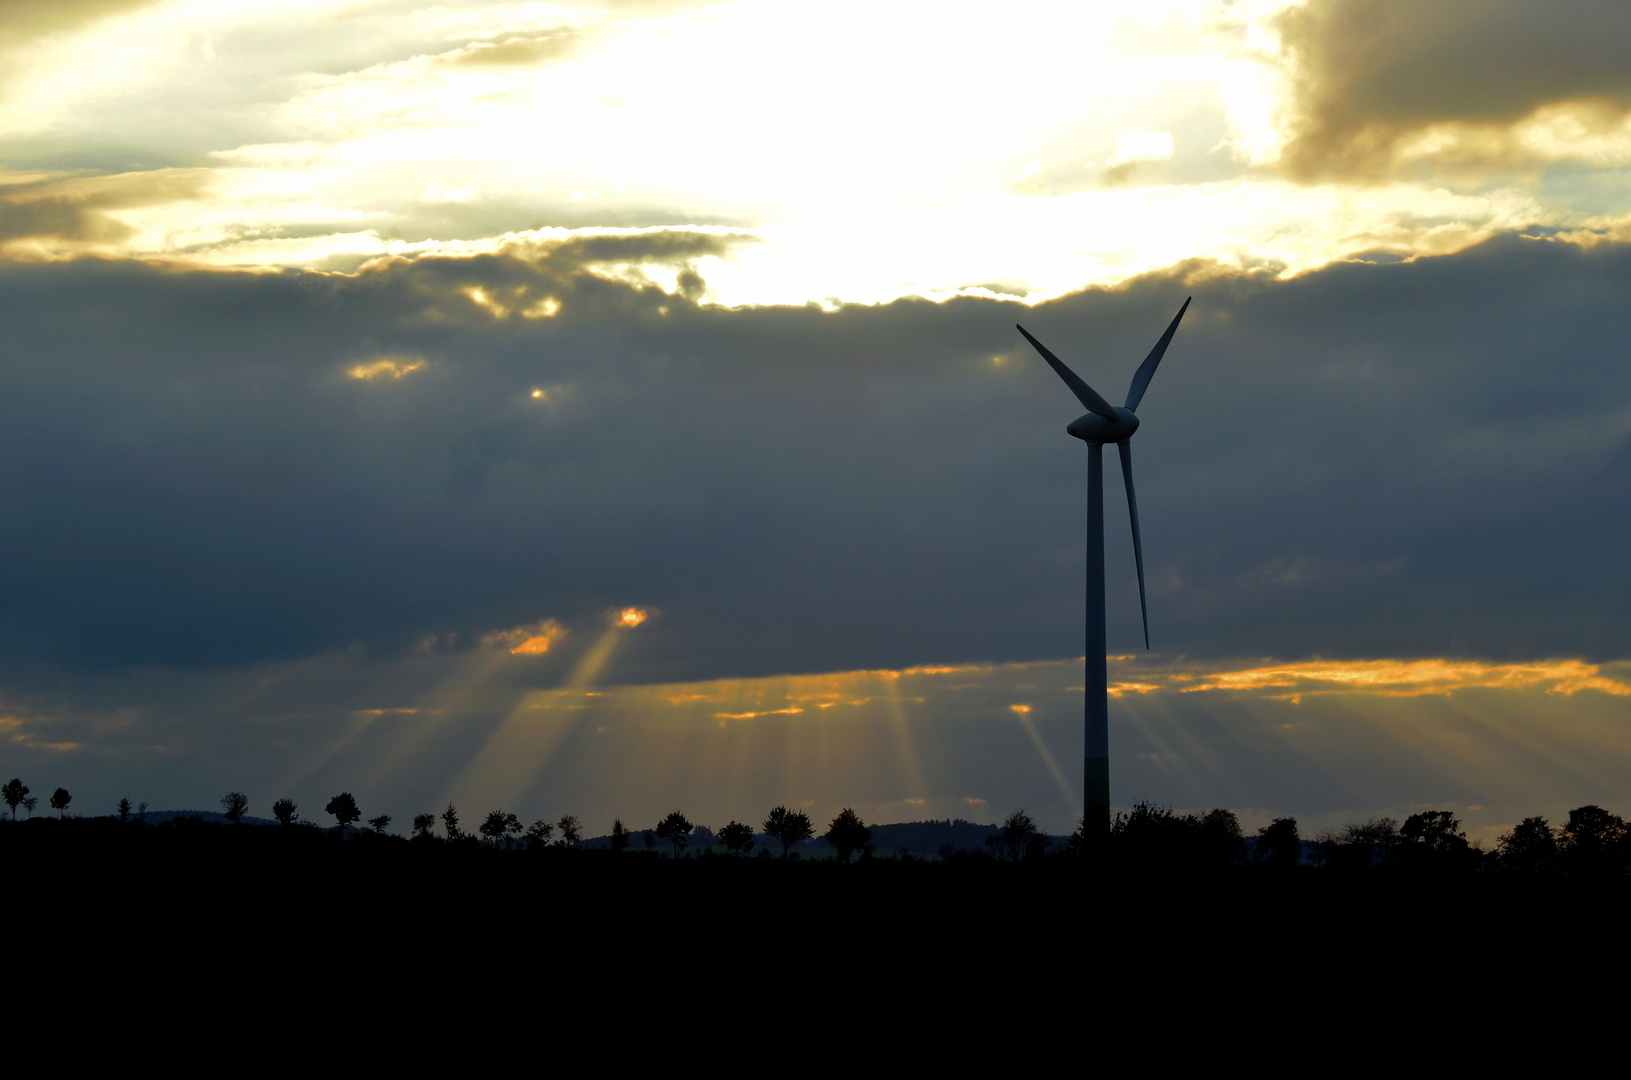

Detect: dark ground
7,817,1625,1045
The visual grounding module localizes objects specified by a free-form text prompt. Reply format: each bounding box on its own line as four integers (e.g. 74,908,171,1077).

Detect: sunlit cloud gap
7,0,1619,304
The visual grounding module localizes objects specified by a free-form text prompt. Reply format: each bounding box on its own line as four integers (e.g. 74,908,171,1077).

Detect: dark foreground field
7,818,1626,1034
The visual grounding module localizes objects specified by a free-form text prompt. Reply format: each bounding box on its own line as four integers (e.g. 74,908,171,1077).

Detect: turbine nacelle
1067,407,1139,444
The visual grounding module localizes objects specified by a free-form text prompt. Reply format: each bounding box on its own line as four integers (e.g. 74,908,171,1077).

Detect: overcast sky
3,0,1630,836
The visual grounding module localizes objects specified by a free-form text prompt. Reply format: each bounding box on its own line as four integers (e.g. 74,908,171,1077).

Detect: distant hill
586,818,1073,857
126,810,278,827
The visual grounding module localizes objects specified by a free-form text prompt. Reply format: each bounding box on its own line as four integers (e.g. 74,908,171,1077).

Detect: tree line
1108,801,1631,873
15,773,1623,872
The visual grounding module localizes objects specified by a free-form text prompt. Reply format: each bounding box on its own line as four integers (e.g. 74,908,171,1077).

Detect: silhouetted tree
763,806,814,858
1199,809,1246,865
221,792,249,824
117,798,132,823
823,808,872,864
1256,817,1300,866
272,798,298,827
22,797,36,819
480,810,522,845
137,801,148,822
441,803,463,841
367,814,392,835
1111,802,1199,864
655,810,692,856
1323,818,1400,870
1559,804,1627,875
1497,816,1556,871
3,779,27,821
326,792,361,835
610,817,630,853
718,820,755,856
988,810,1042,862
641,830,655,851
50,788,71,819
525,819,554,847
1067,817,1086,857
1399,810,1472,870
557,815,582,847
412,813,437,840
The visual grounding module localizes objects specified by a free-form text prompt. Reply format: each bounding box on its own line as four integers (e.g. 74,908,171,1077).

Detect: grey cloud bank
2,233,1630,683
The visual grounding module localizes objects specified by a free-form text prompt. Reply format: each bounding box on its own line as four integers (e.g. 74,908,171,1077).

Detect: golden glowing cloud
347,356,427,381
479,619,567,655
1009,704,1032,714
616,607,647,628
1180,658,1630,698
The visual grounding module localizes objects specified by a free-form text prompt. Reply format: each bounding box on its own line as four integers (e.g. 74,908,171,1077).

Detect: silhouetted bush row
13,773,1622,873
1105,801,1631,874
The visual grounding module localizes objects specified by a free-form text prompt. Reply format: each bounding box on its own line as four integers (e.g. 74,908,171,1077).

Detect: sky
3,0,1631,840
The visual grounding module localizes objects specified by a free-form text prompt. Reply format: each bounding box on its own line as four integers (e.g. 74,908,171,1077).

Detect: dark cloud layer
1,232,1630,689
1276,0,1631,178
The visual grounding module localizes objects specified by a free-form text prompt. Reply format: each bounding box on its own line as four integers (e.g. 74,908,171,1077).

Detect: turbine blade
1015,324,1118,420
1117,440,1150,650
1123,297,1191,412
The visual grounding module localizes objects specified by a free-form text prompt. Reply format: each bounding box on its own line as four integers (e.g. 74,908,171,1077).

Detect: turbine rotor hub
1067,407,1139,443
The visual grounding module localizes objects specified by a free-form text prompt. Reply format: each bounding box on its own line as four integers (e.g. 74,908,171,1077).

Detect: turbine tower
1015,298,1190,839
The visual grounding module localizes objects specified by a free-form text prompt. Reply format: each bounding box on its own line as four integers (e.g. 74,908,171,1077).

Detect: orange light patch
715,707,805,720
479,618,567,654
1009,704,1031,714
1181,658,1630,698
618,607,647,628
347,356,426,381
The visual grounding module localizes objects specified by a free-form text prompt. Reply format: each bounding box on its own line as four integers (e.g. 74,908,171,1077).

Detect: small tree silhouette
557,815,582,848
441,803,462,841
2,779,27,821
1256,817,1300,866
525,819,554,847
655,810,693,856
763,806,814,858
22,797,37,819
990,810,1040,862
272,798,298,827
1498,816,1556,871
49,788,72,819
326,792,361,835
412,813,437,840
367,814,392,835
137,801,148,822
480,810,522,845
117,798,133,823
221,792,249,824
824,808,872,864
718,820,754,856
610,817,630,853
1199,809,1246,864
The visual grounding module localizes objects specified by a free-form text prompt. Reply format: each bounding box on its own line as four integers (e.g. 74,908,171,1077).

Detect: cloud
439,32,580,68
480,619,567,655
1273,0,1631,178
0,0,165,54
3,230,1631,686
0,169,209,249
348,356,427,381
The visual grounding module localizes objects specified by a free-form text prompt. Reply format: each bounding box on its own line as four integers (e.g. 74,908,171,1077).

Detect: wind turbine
1015,298,1190,839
